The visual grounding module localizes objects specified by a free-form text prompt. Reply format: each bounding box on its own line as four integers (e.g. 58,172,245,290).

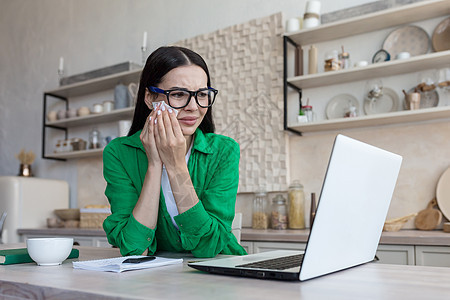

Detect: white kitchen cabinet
42,68,141,160
283,0,450,134
253,241,306,253
415,245,450,267
72,236,110,248
72,236,97,247
242,241,306,254
242,240,450,267
21,234,111,248
376,244,415,265
240,241,253,254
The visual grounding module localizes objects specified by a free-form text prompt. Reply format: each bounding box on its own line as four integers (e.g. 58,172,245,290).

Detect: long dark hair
128,46,215,136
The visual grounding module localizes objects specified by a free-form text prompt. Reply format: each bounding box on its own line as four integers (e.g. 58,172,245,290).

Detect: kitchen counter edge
17,228,450,246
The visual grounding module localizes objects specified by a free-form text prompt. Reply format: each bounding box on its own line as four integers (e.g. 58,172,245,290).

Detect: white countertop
1,245,450,299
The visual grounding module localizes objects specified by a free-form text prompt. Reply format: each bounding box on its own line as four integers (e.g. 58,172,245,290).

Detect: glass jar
302,105,314,122
252,188,268,229
339,50,351,70
288,180,306,229
324,50,341,72
271,194,288,230
54,140,62,153
89,128,102,149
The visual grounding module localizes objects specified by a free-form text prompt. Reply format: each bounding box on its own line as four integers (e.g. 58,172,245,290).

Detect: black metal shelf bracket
283,36,303,136
42,93,68,161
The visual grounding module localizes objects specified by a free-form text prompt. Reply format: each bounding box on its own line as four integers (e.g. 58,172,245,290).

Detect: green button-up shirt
103,128,247,258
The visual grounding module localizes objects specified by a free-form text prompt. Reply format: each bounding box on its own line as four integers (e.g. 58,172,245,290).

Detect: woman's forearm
167,163,199,214
132,165,162,229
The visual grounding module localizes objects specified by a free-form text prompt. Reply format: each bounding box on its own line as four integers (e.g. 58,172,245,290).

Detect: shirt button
147,238,151,241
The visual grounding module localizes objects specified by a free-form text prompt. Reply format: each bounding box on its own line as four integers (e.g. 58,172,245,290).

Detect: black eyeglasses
149,86,218,109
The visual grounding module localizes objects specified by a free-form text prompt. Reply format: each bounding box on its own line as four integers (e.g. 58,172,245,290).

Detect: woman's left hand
153,105,186,170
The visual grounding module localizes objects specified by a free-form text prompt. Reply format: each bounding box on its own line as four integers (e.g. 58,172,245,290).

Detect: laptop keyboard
236,254,304,270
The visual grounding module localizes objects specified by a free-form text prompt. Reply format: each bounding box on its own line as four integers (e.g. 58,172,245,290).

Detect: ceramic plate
364,87,399,115
383,25,430,59
432,17,450,52
404,87,439,109
436,167,450,221
326,94,360,119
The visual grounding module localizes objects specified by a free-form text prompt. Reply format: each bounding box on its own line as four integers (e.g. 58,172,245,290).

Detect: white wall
0,0,370,204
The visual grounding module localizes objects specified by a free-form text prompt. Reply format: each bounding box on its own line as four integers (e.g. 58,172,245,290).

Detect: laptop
188,134,403,281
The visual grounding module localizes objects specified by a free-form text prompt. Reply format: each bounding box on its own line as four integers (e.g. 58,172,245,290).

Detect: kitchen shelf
288,51,450,90
284,0,450,45
289,106,450,133
46,107,134,128
46,69,141,98
283,0,450,135
45,149,104,160
42,67,141,160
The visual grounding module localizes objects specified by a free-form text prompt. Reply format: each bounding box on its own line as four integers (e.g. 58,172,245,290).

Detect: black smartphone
122,256,156,264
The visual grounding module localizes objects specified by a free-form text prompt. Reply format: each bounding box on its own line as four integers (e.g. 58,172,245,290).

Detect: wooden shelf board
46,107,134,128
45,69,142,98
287,51,450,89
45,149,104,159
289,106,450,133
285,0,450,45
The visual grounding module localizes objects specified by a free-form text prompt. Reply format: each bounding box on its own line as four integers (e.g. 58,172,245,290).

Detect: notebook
0,248,79,265
188,134,403,281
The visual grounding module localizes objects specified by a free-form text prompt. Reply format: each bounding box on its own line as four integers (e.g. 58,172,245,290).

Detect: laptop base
188,264,300,281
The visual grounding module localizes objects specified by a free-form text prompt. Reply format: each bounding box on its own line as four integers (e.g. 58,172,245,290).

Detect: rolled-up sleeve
102,142,157,256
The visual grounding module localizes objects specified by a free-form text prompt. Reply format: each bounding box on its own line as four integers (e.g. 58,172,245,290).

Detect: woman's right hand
140,104,162,168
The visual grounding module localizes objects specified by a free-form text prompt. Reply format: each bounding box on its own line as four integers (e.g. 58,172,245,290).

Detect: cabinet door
93,237,112,248
253,242,306,253
415,246,450,267
73,237,95,247
376,244,415,265
240,241,253,254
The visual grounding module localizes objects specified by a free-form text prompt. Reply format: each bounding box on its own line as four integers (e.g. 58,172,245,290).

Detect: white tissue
152,101,178,116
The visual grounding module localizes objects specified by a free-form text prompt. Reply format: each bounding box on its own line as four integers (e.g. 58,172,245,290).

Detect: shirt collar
121,128,213,155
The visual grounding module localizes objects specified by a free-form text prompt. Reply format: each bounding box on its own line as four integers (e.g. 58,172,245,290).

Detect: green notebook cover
0,248,79,265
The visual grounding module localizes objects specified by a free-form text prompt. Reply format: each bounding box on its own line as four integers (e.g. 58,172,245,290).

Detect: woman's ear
144,88,154,109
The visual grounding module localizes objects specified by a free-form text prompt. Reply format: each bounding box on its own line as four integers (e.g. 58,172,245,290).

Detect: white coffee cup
354,60,369,68
305,1,321,14
303,16,320,29
92,103,103,114
103,100,114,112
286,18,300,33
396,52,410,60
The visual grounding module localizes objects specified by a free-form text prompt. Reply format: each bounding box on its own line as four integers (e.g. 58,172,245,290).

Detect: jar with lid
271,194,288,230
54,140,63,153
89,128,102,149
288,180,306,229
301,105,314,122
324,50,341,72
252,188,268,229
62,139,72,152
338,46,351,70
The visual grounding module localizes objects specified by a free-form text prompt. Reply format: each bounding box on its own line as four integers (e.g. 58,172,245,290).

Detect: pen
122,256,156,264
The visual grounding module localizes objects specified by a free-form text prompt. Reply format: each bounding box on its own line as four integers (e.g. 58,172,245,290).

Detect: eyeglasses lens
168,89,216,108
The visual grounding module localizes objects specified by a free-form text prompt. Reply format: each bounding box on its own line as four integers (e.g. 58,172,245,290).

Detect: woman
103,46,246,258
